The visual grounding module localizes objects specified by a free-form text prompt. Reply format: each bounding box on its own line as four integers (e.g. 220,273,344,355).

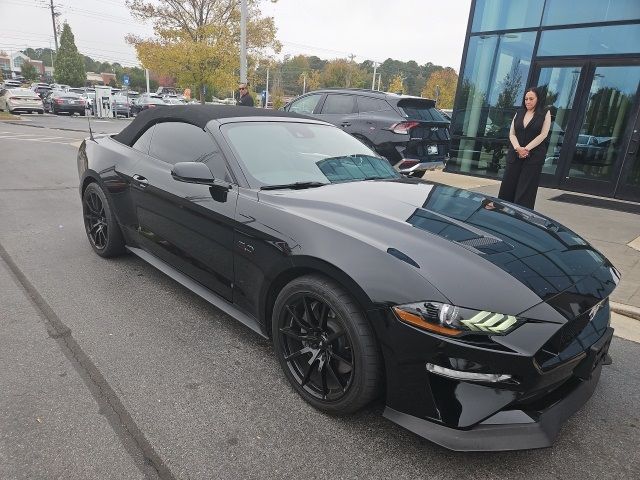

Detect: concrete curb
611,302,640,321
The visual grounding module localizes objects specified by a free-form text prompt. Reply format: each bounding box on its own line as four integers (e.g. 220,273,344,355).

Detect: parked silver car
0,87,44,114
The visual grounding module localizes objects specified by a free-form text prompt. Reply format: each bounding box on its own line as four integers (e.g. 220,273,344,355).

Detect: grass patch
0,111,21,120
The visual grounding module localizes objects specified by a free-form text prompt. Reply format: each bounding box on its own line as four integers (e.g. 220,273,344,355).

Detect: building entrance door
533,60,640,201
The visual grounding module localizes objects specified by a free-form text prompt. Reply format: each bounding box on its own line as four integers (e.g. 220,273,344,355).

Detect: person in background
237,83,254,107
498,86,551,210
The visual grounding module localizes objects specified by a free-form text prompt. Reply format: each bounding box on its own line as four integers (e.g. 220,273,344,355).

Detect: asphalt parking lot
1,114,639,480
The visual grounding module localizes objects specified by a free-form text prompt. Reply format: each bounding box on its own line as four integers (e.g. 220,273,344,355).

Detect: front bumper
384,328,612,451
369,302,614,451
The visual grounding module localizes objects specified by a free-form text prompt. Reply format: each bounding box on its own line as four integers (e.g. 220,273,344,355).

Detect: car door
130,121,238,301
353,95,394,145
315,93,358,135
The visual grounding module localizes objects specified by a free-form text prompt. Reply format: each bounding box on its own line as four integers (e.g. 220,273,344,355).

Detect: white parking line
0,133,37,138
0,135,77,145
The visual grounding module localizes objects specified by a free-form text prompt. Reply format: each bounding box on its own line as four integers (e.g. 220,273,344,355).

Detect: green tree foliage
54,23,86,87
249,55,453,98
23,48,56,67
21,62,38,82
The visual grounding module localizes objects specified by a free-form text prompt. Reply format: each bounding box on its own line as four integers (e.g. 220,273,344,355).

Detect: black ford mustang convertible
77,106,619,451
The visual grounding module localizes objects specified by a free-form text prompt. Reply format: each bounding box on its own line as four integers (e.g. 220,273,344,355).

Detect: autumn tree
421,67,458,109
54,23,86,87
126,0,280,103
298,70,320,93
388,74,404,94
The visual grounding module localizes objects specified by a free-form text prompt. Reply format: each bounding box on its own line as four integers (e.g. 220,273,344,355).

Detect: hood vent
456,236,513,254
457,237,500,248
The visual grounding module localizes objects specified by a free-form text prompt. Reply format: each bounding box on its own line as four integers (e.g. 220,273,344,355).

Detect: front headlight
392,301,521,337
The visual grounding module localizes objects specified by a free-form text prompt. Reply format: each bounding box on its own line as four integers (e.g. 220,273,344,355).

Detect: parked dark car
131,95,166,115
112,94,133,117
77,106,619,451
32,85,52,99
283,88,450,177
44,90,86,115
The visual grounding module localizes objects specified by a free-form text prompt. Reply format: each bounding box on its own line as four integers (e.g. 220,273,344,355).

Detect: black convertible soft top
112,105,311,146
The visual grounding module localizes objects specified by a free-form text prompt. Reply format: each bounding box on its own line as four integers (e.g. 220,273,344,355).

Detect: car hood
259,179,619,321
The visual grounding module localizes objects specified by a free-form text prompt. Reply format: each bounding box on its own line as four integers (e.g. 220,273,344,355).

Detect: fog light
426,363,512,383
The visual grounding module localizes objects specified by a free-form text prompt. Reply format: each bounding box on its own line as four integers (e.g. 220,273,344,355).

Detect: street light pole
240,0,247,84
371,62,377,90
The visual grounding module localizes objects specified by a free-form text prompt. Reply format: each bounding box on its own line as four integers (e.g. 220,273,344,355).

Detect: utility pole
240,0,247,84
145,68,150,93
377,73,381,91
49,0,59,51
302,73,306,94
371,62,377,90
265,68,269,108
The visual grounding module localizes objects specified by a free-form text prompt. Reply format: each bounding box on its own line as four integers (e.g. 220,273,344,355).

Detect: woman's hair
522,86,546,115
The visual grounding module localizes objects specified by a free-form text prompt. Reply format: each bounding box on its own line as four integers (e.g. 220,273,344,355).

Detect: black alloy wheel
272,275,381,414
82,183,125,257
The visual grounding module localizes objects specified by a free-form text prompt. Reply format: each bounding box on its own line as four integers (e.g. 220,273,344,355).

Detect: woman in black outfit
498,86,551,209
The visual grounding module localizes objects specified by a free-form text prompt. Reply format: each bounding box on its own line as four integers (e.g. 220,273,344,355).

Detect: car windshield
220,121,400,187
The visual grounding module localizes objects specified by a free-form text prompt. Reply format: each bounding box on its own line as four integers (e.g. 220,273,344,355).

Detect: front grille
535,299,609,370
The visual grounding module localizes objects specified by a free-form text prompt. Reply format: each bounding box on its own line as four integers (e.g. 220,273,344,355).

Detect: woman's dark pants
498,158,544,210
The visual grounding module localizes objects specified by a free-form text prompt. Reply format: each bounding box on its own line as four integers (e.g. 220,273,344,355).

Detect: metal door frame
532,57,640,198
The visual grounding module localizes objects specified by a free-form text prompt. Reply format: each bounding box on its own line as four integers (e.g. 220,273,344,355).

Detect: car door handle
132,174,149,187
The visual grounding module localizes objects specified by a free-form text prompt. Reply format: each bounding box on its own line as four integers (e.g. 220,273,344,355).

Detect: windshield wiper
260,181,328,191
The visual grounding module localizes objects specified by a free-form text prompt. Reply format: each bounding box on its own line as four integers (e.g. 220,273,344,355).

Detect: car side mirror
171,162,215,185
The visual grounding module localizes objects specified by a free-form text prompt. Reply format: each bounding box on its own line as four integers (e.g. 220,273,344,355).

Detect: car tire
38,110,43,114
82,182,126,258
272,274,382,415
80,111,85,116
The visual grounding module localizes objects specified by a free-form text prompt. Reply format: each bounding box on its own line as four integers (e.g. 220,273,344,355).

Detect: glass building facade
448,0,640,201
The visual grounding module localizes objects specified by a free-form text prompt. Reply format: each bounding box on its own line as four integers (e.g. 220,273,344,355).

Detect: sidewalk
424,170,640,318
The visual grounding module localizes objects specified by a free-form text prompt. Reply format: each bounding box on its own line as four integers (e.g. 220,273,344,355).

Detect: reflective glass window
356,96,389,113
543,0,640,26
537,66,583,175
132,125,154,154
538,24,640,57
472,0,544,32
288,93,322,114
625,148,640,187
452,32,535,144
320,94,355,114
567,66,640,181
149,122,228,179
447,137,510,178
